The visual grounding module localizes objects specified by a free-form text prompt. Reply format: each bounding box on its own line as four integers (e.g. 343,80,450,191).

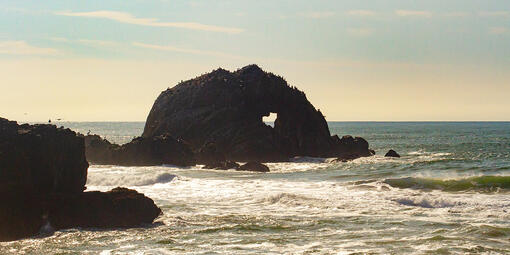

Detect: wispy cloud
444,12,470,17
55,10,244,34
395,10,432,18
347,10,376,16
49,37,70,42
76,39,118,46
299,11,335,19
489,27,507,35
479,11,509,17
132,42,241,59
50,37,119,47
0,41,58,55
347,28,373,37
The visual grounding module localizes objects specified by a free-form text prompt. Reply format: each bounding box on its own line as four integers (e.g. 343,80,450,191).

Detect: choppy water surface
2,122,510,254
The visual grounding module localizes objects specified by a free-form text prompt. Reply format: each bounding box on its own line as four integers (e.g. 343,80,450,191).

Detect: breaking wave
87,172,178,187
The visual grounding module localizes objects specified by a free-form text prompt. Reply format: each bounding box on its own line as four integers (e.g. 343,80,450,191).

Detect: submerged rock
142,64,374,162
83,134,195,166
237,162,270,172
385,150,401,158
0,118,162,241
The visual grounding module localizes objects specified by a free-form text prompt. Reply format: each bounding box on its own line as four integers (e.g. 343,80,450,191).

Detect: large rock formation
142,64,373,162
0,118,161,242
83,134,195,166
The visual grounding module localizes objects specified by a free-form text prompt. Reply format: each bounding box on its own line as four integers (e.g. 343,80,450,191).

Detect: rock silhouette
0,118,88,195
83,134,195,166
385,149,401,158
237,162,270,172
142,65,373,162
0,118,161,241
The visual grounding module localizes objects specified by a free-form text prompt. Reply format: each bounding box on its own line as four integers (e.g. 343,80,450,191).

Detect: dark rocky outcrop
195,142,227,166
0,118,161,242
204,160,240,170
237,162,270,173
0,118,88,195
1,192,46,241
83,134,195,166
333,135,374,162
141,64,374,162
385,150,401,158
48,187,161,229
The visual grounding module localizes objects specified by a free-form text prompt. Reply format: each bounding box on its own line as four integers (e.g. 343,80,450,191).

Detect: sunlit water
2,122,510,254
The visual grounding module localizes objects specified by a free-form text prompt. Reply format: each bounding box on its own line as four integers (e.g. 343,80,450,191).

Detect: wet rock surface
0,118,161,241
204,160,240,170
385,149,401,158
142,65,374,162
237,162,270,172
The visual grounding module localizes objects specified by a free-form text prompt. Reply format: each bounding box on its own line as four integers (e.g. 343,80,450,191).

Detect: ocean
2,122,509,254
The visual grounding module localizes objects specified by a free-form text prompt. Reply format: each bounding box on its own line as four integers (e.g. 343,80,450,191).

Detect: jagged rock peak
236,64,265,75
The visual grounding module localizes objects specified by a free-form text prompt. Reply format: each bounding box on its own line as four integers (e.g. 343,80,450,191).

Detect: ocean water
2,122,510,254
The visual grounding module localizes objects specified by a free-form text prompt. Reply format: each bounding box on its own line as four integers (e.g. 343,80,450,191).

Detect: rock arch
142,64,371,162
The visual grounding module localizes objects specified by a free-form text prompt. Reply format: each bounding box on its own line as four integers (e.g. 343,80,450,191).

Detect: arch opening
262,112,277,127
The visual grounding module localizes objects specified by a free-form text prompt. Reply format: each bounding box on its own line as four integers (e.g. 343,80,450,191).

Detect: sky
0,0,509,122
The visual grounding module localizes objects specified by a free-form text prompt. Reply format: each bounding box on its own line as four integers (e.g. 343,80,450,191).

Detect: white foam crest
87,166,178,187
265,160,330,173
260,192,324,207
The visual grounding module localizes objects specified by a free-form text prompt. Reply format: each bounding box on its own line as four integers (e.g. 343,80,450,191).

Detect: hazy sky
1,0,509,121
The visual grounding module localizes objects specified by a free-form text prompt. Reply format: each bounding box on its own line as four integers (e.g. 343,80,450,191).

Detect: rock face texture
142,65,373,162
0,118,161,242
83,134,195,166
0,118,88,195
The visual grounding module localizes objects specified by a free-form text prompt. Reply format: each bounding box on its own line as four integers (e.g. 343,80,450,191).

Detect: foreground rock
142,64,374,162
0,118,161,241
0,118,88,195
385,150,401,158
48,187,161,229
237,162,270,172
83,134,195,166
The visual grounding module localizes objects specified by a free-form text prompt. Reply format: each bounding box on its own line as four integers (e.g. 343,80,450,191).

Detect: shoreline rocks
0,118,162,242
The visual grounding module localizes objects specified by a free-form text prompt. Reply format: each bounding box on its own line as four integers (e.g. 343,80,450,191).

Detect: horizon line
20,120,510,123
